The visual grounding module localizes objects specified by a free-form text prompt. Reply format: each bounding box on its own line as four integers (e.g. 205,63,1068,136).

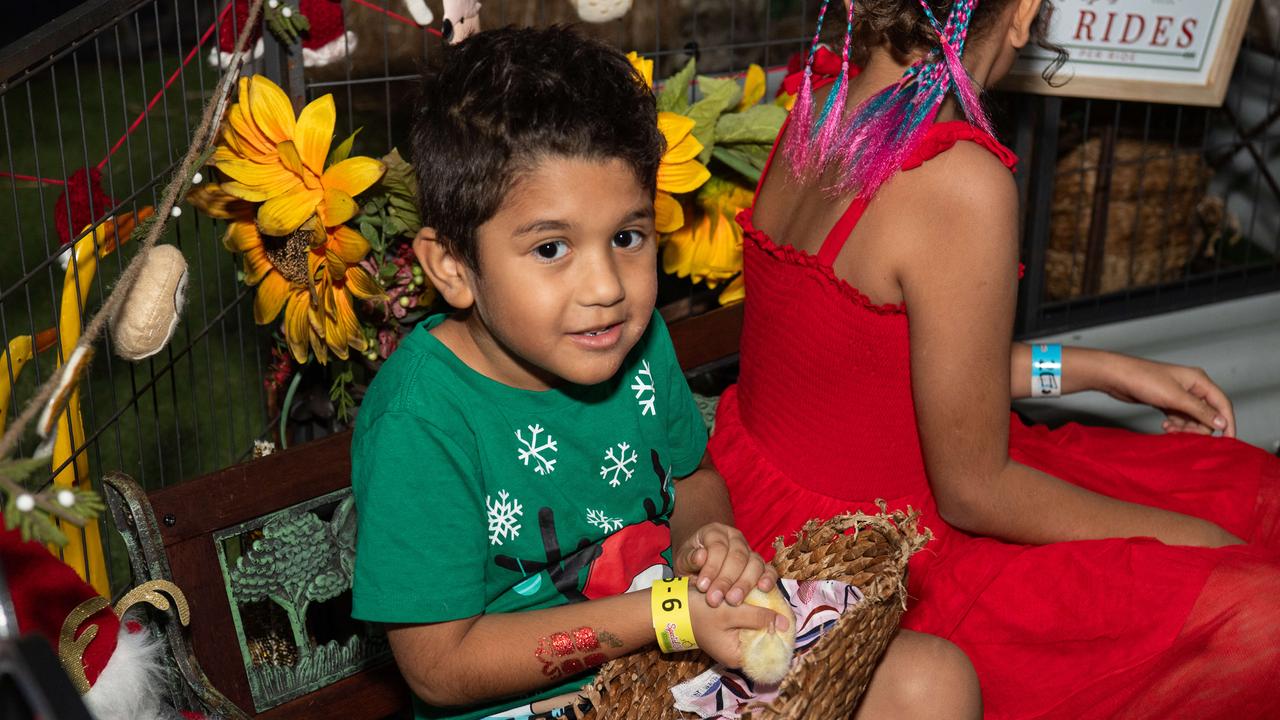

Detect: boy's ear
413,227,476,309
1009,0,1043,48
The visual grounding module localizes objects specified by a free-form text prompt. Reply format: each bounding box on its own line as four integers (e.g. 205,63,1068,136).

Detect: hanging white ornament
110,244,189,361
572,0,632,23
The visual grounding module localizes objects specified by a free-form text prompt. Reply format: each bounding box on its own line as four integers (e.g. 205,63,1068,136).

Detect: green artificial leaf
328,128,362,167
715,104,788,146
380,148,418,199
0,455,52,485
656,57,697,114
384,217,409,238
686,76,742,164
711,146,763,184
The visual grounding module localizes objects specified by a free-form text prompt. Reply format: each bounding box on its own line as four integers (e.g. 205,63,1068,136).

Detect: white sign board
1002,0,1255,106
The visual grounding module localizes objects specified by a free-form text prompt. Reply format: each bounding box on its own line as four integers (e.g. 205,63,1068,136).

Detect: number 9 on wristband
651,577,698,652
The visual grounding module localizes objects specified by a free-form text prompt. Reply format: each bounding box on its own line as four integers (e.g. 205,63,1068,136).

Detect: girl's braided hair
787,0,1065,199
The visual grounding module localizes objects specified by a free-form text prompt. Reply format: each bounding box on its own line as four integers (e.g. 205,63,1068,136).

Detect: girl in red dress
710,0,1280,716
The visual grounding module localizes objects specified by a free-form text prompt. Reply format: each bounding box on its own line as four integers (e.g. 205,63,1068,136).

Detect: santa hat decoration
209,0,358,69
1,528,200,720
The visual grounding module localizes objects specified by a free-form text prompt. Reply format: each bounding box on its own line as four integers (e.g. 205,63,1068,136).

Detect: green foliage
687,76,743,165
0,455,103,547
328,363,356,425
327,129,360,168
655,59,787,184
355,149,421,257
656,58,697,114
265,6,312,46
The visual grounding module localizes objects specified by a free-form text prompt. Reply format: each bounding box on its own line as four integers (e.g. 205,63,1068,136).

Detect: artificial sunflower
662,177,753,292
626,52,711,233
212,75,385,236
224,216,383,364
192,182,383,364
655,113,711,233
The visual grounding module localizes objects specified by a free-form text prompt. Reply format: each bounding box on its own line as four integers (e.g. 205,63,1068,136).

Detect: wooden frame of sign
1000,0,1256,107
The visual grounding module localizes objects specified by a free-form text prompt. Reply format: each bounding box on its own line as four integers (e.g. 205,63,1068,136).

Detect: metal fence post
261,13,306,111
1017,95,1061,339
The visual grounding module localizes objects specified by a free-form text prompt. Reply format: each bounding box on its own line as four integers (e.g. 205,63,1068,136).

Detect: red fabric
54,167,116,245
1,528,119,687
217,0,344,51
710,121,1280,717
779,47,853,99
301,0,345,50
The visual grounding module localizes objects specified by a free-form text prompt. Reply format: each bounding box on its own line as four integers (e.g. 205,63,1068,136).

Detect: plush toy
110,245,189,362
1,528,201,720
738,585,796,685
571,0,632,23
442,0,483,43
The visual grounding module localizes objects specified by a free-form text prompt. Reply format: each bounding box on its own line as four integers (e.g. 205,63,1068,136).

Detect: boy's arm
668,452,776,608
387,586,780,709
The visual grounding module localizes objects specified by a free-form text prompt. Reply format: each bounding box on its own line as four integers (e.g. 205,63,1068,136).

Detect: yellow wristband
651,577,698,652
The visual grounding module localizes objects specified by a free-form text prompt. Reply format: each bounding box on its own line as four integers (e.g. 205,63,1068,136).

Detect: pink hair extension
784,0,835,177
814,0,857,166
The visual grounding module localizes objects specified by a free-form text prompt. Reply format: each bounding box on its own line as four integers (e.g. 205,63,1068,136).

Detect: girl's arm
1009,344,1235,436
898,146,1241,548
387,586,782,709
668,452,778,606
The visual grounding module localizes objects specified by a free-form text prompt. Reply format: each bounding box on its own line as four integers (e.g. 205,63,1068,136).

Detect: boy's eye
533,241,569,261
613,230,646,250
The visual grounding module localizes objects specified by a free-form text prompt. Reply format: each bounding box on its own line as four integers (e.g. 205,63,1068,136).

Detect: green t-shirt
351,310,707,720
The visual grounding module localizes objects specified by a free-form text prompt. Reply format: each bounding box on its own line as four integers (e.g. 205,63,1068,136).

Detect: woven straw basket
582,507,931,719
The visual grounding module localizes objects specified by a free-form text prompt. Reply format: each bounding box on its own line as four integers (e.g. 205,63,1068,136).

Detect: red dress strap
815,120,1018,265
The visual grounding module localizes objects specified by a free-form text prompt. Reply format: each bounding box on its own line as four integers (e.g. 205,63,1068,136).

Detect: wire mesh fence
1014,14,1280,335
1,0,1278,591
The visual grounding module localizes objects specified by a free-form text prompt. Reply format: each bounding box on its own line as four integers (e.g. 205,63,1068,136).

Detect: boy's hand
675,523,778,608
688,587,790,669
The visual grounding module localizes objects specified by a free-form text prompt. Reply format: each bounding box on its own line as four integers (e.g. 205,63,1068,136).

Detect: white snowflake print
586,508,624,533
600,442,638,487
486,490,524,546
515,423,558,475
631,360,656,416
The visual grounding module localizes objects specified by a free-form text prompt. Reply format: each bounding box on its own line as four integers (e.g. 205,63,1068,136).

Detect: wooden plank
149,430,353,547
256,663,410,720
668,301,744,372
164,535,256,712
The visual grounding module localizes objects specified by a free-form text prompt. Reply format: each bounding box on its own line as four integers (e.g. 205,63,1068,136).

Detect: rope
97,0,238,170
347,0,444,38
0,1,236,187
0,0,266,463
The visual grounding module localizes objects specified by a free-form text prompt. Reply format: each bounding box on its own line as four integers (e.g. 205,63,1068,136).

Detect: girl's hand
1103,355,1236,438
674,522,777,608
688,587,790,669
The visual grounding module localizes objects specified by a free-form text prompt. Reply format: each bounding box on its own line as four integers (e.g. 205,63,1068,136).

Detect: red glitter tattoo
534,627,614,679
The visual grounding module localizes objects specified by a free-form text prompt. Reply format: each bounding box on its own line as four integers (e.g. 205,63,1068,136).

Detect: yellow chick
738,585,796,685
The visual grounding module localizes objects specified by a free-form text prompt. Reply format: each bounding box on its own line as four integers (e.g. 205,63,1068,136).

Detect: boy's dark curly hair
409,26,664,271
850,0,1066,82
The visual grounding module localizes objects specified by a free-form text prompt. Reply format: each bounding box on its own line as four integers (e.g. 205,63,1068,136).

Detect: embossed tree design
230,508,350,657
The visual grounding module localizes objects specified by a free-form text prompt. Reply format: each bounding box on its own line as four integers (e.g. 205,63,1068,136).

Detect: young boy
350,26,788,720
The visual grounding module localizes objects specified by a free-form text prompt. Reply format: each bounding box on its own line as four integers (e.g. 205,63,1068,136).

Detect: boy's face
451,155,659,390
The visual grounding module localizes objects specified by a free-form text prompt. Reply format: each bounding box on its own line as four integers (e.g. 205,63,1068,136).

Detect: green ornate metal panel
213,488,390,712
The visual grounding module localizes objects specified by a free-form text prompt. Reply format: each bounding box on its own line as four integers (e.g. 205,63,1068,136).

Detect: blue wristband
1031,344,1062,398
